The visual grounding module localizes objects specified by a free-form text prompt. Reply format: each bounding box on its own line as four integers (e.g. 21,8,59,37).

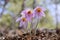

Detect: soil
0,28,60,40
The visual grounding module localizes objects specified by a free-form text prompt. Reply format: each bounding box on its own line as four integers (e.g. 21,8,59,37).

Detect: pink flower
33,6,45,19
16,16,28,28
21,9,33,22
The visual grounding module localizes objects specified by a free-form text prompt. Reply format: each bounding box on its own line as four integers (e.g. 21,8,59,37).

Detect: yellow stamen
22,18,26,22
36,8,41,13
27,10,32,14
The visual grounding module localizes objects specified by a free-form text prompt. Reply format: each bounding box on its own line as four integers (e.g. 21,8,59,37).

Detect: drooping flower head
33,6,45,19
21,9,33,22
16,16,28,28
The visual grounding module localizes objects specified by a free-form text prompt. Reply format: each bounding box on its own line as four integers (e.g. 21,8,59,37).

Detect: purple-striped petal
33,6,45,18
21,9,33,22
16,17,21,22
41,11,45,17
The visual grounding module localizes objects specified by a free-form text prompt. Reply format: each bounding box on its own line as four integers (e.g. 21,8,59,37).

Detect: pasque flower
32,6,46,29
16,6,46,30
33,6,45,19
21,9,33,22
16,16,28,28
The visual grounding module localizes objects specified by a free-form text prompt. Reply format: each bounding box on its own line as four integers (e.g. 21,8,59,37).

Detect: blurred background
0,0,60,29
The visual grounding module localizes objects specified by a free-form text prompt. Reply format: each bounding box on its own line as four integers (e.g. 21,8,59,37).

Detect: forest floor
0,27,60,40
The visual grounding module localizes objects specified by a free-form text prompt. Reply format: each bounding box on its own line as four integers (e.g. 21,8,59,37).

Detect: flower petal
36,6,46,11
16,17,21,22
41,11,45,17
21,10,26,16
19,21,23,27
40,7,46,11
